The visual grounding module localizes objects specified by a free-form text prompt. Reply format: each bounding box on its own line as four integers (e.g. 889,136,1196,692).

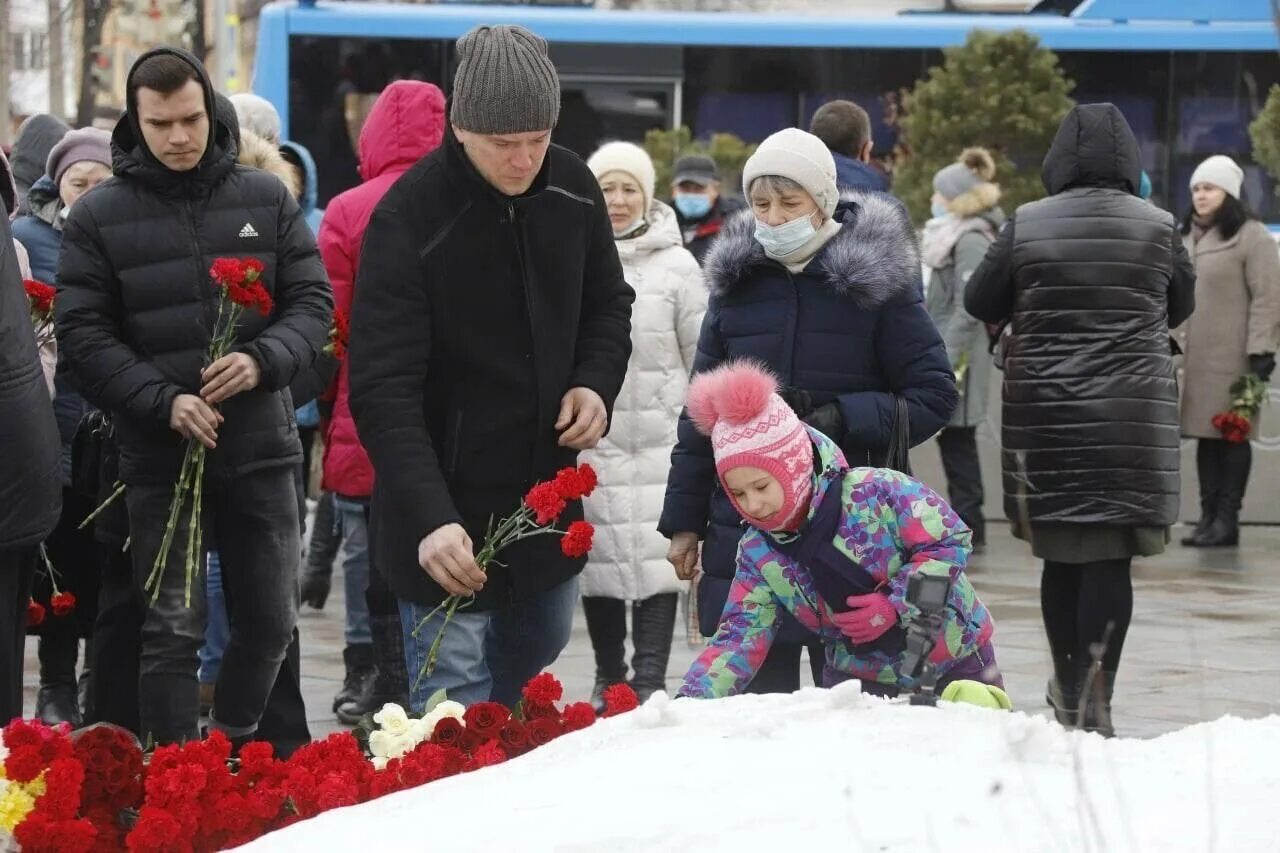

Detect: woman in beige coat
1176,155,1280,547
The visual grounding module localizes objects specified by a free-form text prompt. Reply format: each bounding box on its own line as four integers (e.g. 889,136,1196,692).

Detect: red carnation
209,258,245,287
24,279,56,325
465,740,506,771
521,672,564,708
553,463,598,501
429,716,464,748
561,702,598,732
523,481,567,526
463,702,509,737
602,683,639,717
50,591,76,617
497,719,531,756
525,717,561,747
6,747,46,783
243,258,265,280
560,520,595,558
27,598,46,627
324,309,350,360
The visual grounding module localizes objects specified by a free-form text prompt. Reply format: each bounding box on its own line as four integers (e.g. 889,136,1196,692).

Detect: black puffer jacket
0,150,62,550
965,103,1196,527
351,126,634,611
55,48,333,486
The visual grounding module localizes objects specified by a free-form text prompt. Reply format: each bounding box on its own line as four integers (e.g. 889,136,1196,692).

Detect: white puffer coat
581,202,706,600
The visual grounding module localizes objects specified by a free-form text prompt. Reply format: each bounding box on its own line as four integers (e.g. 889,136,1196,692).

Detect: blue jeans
199,551,229,685
333,498,372,647
399,576,579,712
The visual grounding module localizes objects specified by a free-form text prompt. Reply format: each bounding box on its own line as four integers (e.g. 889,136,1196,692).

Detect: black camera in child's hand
901,573,953,706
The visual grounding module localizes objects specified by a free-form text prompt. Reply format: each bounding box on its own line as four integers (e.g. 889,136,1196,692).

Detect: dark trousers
1041,558,1133,686
37,488,100,692
0,547,37,721
937,426,985,544
1194,438,1253,517
88,545,140,733
582,593,678,697
126,466,300,745
744,639,825,694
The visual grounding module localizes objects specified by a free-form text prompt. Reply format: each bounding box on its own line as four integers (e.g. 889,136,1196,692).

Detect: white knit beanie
229,93,281,144
741,128,839,218
588,141,656,212
1190,155,1244,200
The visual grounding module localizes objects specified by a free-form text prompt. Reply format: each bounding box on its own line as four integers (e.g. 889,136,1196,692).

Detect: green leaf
423,688,449,714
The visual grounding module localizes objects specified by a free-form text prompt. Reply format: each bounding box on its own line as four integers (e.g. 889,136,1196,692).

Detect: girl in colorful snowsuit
676,362,1004,702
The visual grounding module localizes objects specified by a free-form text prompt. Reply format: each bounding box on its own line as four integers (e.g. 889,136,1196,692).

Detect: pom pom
960,147,996,182
685,361,779,436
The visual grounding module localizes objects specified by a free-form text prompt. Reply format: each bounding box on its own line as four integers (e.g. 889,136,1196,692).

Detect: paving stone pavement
24,524,1280,740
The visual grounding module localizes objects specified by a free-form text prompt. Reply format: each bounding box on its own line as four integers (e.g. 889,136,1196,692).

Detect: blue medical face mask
754,210,818,257
674,192,713,220
931,200,950,219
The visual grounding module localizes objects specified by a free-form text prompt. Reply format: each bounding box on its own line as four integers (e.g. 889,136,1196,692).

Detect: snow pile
242,685,1280,852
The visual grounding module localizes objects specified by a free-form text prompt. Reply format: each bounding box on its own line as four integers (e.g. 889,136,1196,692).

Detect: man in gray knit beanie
451,24,562,197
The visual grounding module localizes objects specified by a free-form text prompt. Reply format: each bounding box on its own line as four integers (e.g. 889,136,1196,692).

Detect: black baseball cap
673,154,719,186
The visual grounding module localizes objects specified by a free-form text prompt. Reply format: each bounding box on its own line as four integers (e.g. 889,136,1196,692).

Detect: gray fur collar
704,190,921,310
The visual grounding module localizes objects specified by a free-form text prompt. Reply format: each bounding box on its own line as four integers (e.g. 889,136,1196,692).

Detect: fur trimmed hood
237,129,301,200
947,181,1000,219
704,190,920,310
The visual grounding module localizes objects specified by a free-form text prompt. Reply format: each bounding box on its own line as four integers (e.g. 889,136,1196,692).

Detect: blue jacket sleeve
834,296,958,450
658,296,727,539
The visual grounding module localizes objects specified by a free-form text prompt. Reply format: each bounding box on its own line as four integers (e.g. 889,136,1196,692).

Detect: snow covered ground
241,684,1280,852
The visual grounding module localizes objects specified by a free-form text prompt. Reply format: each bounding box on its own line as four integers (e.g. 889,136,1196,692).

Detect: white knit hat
229,93,281,144
1190,155,1244,200
742,128,839,218
588,141,656,212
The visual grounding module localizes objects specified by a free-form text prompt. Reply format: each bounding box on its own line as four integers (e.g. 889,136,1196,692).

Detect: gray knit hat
450,25,561,135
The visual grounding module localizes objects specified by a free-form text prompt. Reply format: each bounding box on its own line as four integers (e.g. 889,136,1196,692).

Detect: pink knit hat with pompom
687,361,815,532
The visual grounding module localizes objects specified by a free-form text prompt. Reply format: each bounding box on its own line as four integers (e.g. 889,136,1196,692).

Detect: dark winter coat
54,47,333,487
349,126,634,612
0,150,62,551
676,195,746,264
13,176,92,486
832,152,889,194
659,191,958,637
964,103,1196,529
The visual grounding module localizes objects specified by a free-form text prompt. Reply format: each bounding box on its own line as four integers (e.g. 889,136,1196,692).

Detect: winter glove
803,402,846,442
300,567,331,610
941,680,1012,711
1249,352,1276,383
830,593,898,645
778,386,815,419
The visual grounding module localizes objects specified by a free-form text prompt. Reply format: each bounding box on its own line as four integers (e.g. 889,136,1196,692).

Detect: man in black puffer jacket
55,48,333,746
965,103,1195,735
0,149,62,722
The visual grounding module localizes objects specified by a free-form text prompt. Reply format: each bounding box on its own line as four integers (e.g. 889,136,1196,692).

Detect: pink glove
830,593,899,645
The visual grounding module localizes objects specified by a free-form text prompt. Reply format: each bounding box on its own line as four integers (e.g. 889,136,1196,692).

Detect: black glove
803,402,846,442
778,386,814,419
300,567,331,610
1249,352,1276,383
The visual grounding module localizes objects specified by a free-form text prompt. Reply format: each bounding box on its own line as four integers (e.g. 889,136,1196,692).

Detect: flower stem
78,481,126,530
145,440,199,605
414,595,464,691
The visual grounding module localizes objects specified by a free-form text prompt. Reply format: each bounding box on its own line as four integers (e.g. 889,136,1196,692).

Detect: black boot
1182,440,1221,546
333,643,375,712
338,615,407,724
1045,672,1080,727
630,594,678,703
36,631,82,728
1194,440,1250,548
1079,669,1116,738
582,597,628,713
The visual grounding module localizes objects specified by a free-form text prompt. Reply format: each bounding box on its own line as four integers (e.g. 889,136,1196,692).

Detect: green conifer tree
896,29,1075,224
644,127,756,202
1248,83,1280,194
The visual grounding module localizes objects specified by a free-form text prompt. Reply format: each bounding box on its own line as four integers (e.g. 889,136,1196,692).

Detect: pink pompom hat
686,361,815,531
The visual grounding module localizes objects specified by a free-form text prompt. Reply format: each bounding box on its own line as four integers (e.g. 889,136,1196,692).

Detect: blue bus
252,0,1279,217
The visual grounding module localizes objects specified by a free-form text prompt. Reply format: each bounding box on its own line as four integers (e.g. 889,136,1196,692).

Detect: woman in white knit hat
582,141,705,708
660,128,956,695
1174,155,1280,547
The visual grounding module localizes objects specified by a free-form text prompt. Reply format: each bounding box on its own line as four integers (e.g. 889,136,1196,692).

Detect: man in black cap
669,153,745,264
350,23,634,712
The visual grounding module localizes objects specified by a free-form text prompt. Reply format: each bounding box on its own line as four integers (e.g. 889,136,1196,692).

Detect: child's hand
831,593,898,645
667,532,700,581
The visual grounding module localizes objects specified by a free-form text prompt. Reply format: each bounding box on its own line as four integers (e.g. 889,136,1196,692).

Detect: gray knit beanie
933,162,981,201
450,25,561,135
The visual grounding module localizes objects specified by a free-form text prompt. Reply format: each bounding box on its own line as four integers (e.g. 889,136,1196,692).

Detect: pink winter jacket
319,80,447,498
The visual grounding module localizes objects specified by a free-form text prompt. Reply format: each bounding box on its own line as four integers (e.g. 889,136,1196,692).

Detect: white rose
373,703,411,737
368,729,395,760
432,700,465,721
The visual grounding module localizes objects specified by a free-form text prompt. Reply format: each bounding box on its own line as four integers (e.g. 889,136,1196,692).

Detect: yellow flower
0,781,37,832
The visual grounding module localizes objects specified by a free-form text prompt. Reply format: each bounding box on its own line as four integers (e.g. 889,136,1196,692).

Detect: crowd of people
0,21,1277,758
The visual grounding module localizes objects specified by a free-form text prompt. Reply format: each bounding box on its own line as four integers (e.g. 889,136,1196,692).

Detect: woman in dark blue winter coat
659,128,957,693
